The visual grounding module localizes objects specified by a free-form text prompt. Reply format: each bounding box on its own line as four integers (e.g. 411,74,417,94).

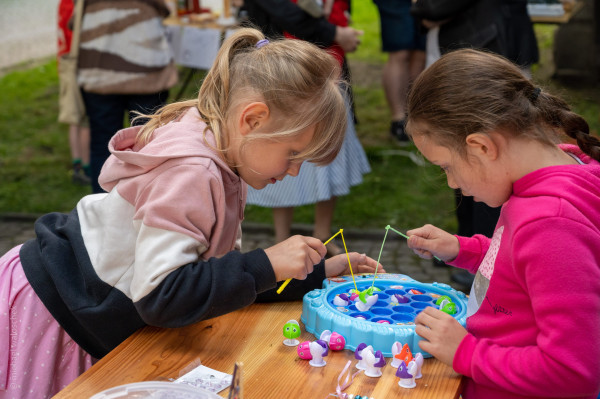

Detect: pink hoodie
450,145,600,398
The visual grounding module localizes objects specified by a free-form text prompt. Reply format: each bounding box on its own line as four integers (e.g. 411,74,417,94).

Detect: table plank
54,302,462,398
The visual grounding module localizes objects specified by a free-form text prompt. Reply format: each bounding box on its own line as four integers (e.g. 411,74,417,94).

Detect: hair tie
256,39,269,49
530,87,542,102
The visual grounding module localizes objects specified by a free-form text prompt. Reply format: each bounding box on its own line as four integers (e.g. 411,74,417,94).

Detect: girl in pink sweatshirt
405,49,600,398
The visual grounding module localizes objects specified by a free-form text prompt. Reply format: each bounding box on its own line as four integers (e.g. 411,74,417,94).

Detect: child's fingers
305,236,327,259
407,235,435,256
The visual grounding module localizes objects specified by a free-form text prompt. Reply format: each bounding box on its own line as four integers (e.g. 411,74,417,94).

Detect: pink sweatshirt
450,145,600,398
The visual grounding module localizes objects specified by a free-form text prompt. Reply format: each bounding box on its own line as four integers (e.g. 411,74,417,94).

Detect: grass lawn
1,2,599,235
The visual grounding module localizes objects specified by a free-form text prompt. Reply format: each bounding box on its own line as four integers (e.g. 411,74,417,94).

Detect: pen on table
276,229,343,294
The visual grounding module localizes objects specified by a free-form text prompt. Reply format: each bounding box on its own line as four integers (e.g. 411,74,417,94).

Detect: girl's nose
446,175,458,190
287,162,302,177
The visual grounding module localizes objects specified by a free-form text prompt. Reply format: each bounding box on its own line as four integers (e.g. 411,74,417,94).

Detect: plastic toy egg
333,293,350,306
297,341,312,360
435,295,452,306
392,294,410,304
441,302,457,315
282,319,301,346
320,330,346,351
283,319,300,339
377,320,390,324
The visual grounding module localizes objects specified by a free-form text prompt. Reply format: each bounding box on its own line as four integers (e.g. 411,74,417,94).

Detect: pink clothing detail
449,147,600,399
0,246,94,399
99,107,245,258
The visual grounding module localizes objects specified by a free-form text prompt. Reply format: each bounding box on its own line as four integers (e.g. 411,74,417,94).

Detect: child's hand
324,252,385,277
264,235,326,282
414,306,468,367
406,224,460,263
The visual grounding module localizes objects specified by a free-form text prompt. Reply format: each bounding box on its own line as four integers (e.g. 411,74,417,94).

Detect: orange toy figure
395,343,413,365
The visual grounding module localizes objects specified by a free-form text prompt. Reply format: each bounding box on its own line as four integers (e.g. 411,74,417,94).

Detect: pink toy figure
354,343,374,370
412,353,424,379
396,360,418,389
297,341,312,360
363,349,386,377
320,330,346,351
390,341,403,368
308,339,329,367
333,293,351,306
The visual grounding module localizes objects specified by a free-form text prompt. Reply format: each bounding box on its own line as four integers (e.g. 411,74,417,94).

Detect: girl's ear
238,102,270,136
465,132,499,162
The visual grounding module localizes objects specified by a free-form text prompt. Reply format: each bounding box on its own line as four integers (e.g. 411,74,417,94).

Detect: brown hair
135,27,347,166
406,49,600,161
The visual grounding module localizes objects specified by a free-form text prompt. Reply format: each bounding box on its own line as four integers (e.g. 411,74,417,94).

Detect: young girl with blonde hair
0,28,381,398
405,49,600,399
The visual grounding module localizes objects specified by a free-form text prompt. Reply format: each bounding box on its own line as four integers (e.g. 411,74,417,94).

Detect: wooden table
54,301,463,398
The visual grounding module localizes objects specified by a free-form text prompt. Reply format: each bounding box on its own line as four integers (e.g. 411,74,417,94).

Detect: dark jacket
240,0,336,47
412,0,539,66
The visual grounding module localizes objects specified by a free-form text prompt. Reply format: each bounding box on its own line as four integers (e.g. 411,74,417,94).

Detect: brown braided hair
406,49,600,162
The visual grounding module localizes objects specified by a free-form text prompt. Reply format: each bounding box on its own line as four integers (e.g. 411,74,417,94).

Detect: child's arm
264,237,382,280
256,252,383,302
406,224,460,262
454,218,600,396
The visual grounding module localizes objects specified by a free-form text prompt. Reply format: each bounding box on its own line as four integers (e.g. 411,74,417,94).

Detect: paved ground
0,213,468,293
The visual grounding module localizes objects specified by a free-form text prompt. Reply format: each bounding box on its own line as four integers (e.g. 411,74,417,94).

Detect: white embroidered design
467,225,504,317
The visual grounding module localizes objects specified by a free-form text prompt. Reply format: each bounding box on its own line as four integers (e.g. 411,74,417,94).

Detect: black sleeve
241,0,336,47
410,0,477,21
256,259,327,302
135,248,276,327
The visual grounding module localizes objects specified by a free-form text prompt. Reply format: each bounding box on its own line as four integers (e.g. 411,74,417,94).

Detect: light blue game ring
301,273,468,358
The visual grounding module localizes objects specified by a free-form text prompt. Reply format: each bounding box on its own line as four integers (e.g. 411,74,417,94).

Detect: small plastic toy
354,343,373,370
435,295,452,307
297,341,312,360
308,340,329,367
390,294,410,304
333,293,351,306
441,301,457,315
362,349,386,378
394,343,413,366
412,353,424,379
354,293,378,312
320,330,346,351
396,360,418,389
436,295,457,315
390,342,403,368
282,319,301,346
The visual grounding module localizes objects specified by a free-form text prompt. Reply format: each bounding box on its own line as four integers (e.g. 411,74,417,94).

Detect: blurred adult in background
373,0,426,145
57,0,91,186
78,0,178,193
241,0,371,256
411,0,539,287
